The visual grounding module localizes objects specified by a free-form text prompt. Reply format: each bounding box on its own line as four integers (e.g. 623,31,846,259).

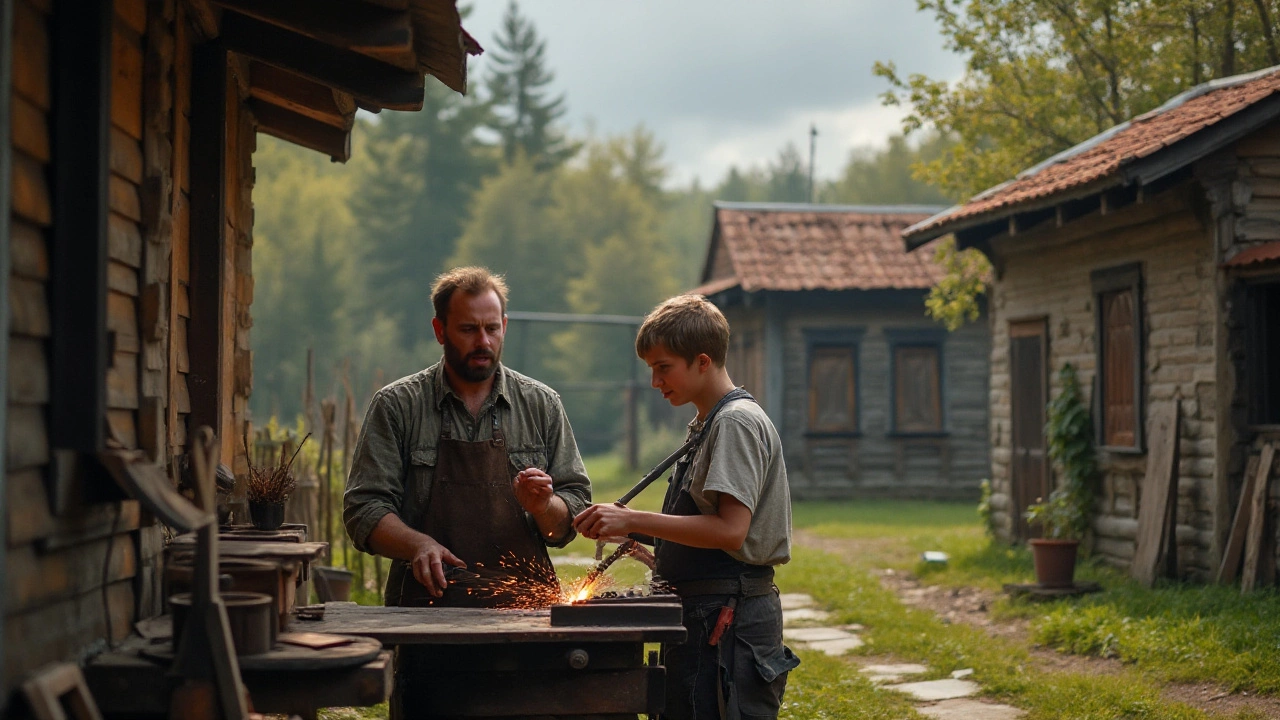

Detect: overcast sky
461,2,965,188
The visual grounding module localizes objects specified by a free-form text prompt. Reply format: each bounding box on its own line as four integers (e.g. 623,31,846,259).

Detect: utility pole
808,123,818,203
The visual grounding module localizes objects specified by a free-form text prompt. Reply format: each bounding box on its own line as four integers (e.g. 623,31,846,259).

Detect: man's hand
513,468,555,515
410,535,466,598
573,502,635,540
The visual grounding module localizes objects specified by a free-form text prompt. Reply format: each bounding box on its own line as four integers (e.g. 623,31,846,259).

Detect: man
344,266,591,716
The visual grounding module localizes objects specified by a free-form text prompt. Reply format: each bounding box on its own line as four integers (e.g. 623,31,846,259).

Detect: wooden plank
248,61,353,129
12,2,50,110
49,0,112,455
8,337,49,405
1131,400,1181,587
12,151,52,226
110,24,144,140
12,94,49,162
219,12,424,111
6,469,55,548
106,408,137,448
7,404,49,471
109,126,143,183
4,581,134,686
176,282,190,317
172,194,189,280
21,662,105,720
106,259,138,296
10,220,48,280
174,316,190,371
107,212,142,267
10,276,51,338
251,98,351,162
116,0,145,35
40,500,141,551
211,0,412,54
106,351,139,409
175,374,190,413
1242,443,1275,592
108,173,141,221
188,42,227,437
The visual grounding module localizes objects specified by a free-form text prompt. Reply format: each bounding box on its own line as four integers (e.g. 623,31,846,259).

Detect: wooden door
1009,319,1050,540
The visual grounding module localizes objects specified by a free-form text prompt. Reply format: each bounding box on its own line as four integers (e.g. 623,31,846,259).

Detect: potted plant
1025,363,1097,588
245,434,308,531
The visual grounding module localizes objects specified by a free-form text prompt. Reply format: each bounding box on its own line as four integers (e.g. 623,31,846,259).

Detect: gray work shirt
343,361,592,557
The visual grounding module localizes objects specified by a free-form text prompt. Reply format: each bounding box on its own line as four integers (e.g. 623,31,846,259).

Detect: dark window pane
1101,288,1136,446
808,348,855,431
895,346,941,432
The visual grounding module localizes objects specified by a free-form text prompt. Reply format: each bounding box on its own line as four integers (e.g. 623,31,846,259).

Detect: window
1092,263,1144,450
804,329,863,435
894,345,943,433
1244,280,1280,426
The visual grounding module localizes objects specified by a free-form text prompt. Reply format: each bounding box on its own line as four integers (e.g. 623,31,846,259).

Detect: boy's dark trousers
661,588,799,720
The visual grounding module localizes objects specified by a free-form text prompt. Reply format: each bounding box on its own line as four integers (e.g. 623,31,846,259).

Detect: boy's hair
635,294,730,366
431,267,509,323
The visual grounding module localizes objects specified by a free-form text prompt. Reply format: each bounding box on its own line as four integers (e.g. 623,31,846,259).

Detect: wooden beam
209,0,411,54
248,62,352,130
251,99,351,162
50,0,113,453
0,0,13,711
187,42,227,437
219,11,423,111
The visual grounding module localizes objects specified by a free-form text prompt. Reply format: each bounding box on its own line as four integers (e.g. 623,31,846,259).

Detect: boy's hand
513,468,555,515
573,502,634,539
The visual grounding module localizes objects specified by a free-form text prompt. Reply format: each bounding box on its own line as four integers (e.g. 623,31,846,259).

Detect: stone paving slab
916,699,1025,719
783,627,855,642
781,607,831,624
889,679,980,701
779,593,816,610
805,637,864,655
860,663,928,684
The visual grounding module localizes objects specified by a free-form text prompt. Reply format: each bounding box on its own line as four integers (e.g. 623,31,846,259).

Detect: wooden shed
903,65,1280,583
0,0,476,712
694,202,991,501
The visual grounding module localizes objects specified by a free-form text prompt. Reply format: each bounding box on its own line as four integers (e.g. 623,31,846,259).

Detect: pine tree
485,1,577,169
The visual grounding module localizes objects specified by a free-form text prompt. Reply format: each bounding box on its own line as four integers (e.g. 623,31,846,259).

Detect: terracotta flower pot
1029,538,1079,588
249,500,285,530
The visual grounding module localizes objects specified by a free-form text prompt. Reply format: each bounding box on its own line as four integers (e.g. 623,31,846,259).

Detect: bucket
313,566,354,602
167,559,288,635
170,591,275,656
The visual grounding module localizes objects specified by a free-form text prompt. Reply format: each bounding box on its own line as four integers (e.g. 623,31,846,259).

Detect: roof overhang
198,0,478,162
903,89,1280,253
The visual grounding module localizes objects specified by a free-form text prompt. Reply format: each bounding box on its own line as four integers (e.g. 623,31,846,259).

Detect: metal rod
616,436,697,506
507,310,644,326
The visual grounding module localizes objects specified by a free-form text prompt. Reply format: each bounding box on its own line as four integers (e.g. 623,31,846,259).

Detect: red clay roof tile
693,204,946,295
906,66,1280,240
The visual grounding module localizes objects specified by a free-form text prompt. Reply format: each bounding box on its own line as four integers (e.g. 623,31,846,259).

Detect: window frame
1091,262,1145,453
803,328,863,438
885,328,947,437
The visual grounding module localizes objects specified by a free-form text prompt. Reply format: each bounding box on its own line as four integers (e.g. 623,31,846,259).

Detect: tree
876,0,1280,200
821,132,953,205
485,1,577,169
766,143,809,202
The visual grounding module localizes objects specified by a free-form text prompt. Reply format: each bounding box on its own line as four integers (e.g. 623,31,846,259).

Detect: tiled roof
693,203,947,295
905,65,1280,242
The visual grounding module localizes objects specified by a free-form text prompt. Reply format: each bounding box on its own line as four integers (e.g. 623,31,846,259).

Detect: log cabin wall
3,0,255,701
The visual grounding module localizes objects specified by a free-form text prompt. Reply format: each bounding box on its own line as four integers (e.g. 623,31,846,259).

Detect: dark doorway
1244,280,1280,427
1010,319,1050,540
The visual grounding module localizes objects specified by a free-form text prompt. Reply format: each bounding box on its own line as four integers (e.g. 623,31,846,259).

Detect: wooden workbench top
299,602,687,645
168,537,329,561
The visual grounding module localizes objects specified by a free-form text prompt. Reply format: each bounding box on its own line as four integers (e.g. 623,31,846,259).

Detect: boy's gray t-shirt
684,398,792,567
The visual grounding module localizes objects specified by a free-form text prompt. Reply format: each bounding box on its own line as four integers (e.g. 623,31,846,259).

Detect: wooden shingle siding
768,291,989,500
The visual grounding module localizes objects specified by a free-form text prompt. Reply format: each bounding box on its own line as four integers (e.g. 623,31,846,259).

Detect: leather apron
391,403,558,718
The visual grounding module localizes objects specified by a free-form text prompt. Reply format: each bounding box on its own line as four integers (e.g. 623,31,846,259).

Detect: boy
574,294,798,720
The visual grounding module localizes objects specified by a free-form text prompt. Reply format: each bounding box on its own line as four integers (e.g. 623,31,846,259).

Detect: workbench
302,602,687,718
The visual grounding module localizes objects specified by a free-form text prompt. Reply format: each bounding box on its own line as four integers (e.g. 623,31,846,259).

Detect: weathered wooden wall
725,290,990,501
986,182,1221,579
4,0,257,698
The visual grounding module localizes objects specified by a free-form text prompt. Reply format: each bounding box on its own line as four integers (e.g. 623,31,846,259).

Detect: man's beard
443,337,501,383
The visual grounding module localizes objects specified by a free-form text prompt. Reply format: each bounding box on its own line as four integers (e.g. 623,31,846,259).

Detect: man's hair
635,294,730,366
431,267,510,323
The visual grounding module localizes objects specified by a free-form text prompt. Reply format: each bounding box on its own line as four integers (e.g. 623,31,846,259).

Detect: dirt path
794,530,1280,719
